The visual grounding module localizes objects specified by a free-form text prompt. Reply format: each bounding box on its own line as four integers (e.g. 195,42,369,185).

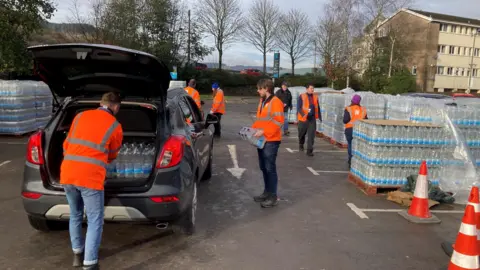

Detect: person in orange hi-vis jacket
184,79,202,110
60,92,123,270
252,78,284,208
343,94,367,168
210,82,225,137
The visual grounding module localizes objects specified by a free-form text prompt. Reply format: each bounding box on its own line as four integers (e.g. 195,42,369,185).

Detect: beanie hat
212,83,219,89
351,94,361,105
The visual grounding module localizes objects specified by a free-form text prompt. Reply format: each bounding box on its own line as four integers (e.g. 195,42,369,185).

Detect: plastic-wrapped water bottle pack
106,142,157,179
0,80,53,135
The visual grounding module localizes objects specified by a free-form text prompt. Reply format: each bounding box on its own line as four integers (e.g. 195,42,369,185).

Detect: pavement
0,99,465,269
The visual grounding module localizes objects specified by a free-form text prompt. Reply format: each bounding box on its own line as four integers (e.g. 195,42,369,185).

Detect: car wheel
201,146,213,181
28,215,68,232
172,181,197,236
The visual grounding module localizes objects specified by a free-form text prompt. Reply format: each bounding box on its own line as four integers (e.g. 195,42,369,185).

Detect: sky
50,0,480,69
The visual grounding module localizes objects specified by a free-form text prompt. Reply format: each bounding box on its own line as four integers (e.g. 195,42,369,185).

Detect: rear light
26,131,45,165
22,192,42,199
149,196,179,203
156,135,185,169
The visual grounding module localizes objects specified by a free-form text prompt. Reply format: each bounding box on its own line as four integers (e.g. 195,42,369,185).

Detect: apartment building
357,8,480,93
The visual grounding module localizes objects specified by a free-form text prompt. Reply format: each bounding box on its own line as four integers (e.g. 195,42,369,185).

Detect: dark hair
257,78,274,94
306,83,315,88
101,92,121,105
281,81,289,87
188,79,196,87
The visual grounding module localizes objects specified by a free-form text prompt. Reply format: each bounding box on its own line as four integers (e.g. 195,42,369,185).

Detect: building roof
407,9,480,27
378,8,480,29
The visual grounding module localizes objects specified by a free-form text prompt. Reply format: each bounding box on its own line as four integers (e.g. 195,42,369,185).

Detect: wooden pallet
348,173,400,196
329,138,348,149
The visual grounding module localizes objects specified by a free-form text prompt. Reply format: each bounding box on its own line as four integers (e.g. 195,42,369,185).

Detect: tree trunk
263,52,267,74
218,49,223,70
388,38,395,78
291,56,295,76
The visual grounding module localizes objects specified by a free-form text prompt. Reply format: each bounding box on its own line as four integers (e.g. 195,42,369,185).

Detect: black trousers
214,113,222,136
298,119,316,151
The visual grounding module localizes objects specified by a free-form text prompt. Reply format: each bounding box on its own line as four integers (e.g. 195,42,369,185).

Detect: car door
179,96,211,175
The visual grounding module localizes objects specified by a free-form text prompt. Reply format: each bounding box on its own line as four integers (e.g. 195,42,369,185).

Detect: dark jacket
275,88,293,112
297,93,322,122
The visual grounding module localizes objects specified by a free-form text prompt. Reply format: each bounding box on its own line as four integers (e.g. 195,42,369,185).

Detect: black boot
299,144,304,151
254,192,269,202
261,194,278,208
306,149,314,156
73,252,84,267
83,264,99,270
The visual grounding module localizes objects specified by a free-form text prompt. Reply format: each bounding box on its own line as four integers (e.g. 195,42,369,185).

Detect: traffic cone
398,161,441,224
442,186,480,257
467,186,480,251
448,204,480,270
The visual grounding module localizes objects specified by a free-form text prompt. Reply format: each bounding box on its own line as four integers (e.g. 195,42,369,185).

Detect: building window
412,66,417,75
469,48,473,56
459,68,465,76
451,25,457,33
463,47,467,55
449,46,456,54
438,45,446,53
447,67,453,75
437,66,445,75
475,48,480,57
355,62,361,69
474,69,479,77
440,24,448,32
457,47,462,54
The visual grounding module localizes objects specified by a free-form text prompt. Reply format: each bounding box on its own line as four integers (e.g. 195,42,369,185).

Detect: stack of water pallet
0,80,53,135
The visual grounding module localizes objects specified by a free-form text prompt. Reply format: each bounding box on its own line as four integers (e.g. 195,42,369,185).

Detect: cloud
50,0,480,69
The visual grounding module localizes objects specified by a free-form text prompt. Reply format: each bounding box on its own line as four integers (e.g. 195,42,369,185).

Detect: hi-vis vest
185,86,201,109
211,89,225,114
252,96,284,142
60,108,123,190
345,105,367,128
297,93,319,122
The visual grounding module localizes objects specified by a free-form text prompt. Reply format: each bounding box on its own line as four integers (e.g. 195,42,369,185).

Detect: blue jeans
257,141,281,195
284,111,289,131
64,185,104,266
345,128,353,163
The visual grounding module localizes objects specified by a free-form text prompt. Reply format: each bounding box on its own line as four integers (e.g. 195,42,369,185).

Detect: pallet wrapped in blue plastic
0,80,53,135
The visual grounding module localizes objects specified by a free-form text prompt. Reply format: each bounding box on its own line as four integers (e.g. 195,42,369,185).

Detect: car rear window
59,103,157,133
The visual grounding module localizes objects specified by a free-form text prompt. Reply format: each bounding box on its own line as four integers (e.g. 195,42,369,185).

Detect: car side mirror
205,114,218,125
201,100,205,105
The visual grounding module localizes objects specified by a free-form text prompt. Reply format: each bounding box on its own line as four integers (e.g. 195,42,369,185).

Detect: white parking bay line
307,167,349,175
286,148,346,153
0,141,27,145
346,202,464,219
0,160,11,168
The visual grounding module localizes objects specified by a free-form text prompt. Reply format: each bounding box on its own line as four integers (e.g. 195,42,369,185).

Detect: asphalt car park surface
0,99,466,269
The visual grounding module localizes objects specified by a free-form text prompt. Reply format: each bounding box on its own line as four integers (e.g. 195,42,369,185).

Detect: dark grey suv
21,44,217,235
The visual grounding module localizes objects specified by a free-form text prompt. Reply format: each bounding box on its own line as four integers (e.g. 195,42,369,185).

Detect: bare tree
276,9,311,75
196,0,244,70
242,0,280,73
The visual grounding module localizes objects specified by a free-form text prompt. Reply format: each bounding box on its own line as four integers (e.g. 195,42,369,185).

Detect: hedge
178,68,328,94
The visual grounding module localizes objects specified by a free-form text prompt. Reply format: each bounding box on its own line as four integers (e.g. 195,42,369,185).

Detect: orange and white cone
398,160,441,223
443,186,480,257
466,186,480,251
448,204,480,270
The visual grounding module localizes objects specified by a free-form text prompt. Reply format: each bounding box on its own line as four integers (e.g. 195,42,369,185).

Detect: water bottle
124,144,134,178
133,144,143,179
116,147,126,178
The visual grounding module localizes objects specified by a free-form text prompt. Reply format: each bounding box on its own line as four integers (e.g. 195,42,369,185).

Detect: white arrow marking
227,145,246,179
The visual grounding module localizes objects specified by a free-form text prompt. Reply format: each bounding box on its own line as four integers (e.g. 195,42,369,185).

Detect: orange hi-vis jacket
297,93,319,122
211,89,225,114
185,86,201,109
60,108,123,191
252,95,285,142
345,105,367,128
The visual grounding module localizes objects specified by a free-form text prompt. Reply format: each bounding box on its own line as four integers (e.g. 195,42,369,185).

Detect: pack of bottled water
0,80,53,134
239,126,266,149
106,142,156,179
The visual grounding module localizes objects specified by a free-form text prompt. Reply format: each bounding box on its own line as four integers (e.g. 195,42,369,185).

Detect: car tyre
201,145,213,181
172,181,197,236
28,215,68,232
